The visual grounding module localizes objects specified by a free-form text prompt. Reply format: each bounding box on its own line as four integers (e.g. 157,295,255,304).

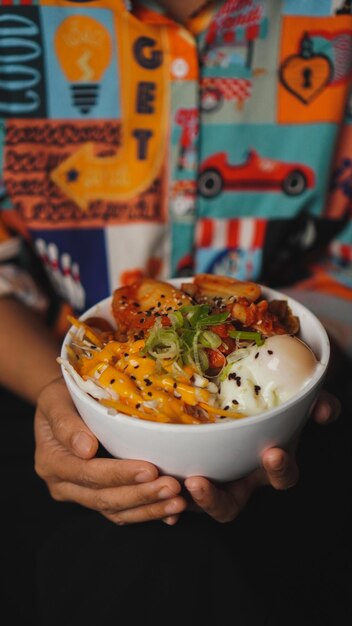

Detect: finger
162,515,180,525
36,449,160,489
261,447,299,490
50,476,186,525
311,390,341,425
35,408,160,487
184,476,251,523
107,497,186,525
37,377,99,459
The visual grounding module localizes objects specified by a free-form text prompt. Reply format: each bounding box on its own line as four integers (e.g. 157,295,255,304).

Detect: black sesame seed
232,399,239,405
110,379,115,384
144,379,152,386
136,403,141,409
254,385,261,395
130,375,136,380
173,382,177,389
224,405,229,411
147,391,153,397
267,350,273,355
255,352,259,359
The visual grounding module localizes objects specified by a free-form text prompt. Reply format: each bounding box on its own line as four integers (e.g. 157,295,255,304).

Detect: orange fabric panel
278,15,352,124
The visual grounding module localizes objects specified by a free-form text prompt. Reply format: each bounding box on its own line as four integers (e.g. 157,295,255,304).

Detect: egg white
219,335,318,416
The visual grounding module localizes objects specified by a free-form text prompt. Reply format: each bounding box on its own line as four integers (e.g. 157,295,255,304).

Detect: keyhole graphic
302,67,312,89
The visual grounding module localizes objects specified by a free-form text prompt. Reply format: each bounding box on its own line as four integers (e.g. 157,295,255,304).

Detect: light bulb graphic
54,15,112,114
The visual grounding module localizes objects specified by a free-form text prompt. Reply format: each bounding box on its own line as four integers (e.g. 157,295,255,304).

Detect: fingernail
162,515,179,525
318,402,331,423
159,487,174,499
71,431,94,456
320,398,340,422
270,455,285,471
135,470,154,483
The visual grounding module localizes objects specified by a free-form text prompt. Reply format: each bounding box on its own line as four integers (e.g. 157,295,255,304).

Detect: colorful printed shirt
0,0,352,353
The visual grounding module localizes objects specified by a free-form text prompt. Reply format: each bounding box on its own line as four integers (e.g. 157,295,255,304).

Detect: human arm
0,296,61,403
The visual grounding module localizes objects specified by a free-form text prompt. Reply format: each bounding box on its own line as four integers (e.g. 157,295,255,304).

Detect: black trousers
1,358,352,626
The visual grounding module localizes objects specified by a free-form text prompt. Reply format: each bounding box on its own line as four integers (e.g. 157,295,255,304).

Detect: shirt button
171,58,189,79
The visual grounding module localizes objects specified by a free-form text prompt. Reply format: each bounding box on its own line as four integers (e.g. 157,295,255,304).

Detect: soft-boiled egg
219,334,318,416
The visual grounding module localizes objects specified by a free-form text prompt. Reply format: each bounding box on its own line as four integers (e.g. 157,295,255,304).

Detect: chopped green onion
228,329,265,346
180,304,210,316
144,303,236,376
199,330,222,349
197,348,209,372
219,362,234,382
144,320,181,360
198,311,229,326
168,310,184,328
191,336,209,374
180,304,210,329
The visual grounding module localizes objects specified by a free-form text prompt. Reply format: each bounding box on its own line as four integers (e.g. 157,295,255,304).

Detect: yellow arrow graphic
51,9,170,210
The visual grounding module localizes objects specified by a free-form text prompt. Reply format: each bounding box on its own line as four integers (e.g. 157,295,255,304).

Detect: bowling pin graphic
71,262,86,310
35,239,62,294
35,238,50,272
61,252,77,307
47,242,65,295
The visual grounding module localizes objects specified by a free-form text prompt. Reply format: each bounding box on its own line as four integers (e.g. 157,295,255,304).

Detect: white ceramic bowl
60,281,330,482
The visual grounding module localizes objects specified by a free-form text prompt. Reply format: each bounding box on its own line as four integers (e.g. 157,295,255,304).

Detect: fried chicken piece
112,278,193,335
181,273,261,303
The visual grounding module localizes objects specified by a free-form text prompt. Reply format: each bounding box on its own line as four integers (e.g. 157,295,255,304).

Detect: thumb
311,389,341,425
261,447,299,490
36,377,99,459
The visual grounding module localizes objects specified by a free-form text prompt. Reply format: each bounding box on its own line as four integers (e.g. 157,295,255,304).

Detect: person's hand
183,390,341,524
34,377,187,525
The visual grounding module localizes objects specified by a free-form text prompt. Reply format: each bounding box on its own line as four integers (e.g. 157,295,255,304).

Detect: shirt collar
131,0,224,34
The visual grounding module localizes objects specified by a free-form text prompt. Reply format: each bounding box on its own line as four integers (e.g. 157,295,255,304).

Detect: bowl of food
59,274,330,482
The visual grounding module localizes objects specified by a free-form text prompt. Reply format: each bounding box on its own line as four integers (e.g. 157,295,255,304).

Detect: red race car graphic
197,149,315,198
